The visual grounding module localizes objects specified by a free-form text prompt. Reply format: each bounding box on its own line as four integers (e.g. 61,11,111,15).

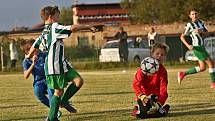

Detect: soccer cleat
210,83,215,89
45,117,60,121
177,72,185,84
61,103,77,113
162,104,170,114
132,106,139,117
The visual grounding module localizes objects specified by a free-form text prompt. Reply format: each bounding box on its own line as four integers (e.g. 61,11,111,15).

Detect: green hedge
65,46,98,60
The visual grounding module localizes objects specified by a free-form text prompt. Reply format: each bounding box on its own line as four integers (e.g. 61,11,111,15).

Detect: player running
178,9,215,88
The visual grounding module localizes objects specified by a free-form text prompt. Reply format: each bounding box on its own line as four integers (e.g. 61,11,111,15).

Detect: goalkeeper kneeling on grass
132,43,170,119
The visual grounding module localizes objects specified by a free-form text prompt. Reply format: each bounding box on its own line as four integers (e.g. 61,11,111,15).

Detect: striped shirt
183,20,208,46
33,22,72,75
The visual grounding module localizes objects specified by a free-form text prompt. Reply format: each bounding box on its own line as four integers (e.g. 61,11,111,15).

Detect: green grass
1,67,215,121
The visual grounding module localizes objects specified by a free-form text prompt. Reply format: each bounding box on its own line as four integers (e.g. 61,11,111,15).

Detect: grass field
1,67,215,121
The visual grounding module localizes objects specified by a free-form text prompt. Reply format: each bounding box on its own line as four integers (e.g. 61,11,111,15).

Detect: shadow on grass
171,103,215,111
0,97,32,101
1,116,46,121
81,91,133,96
62,108,132,120
74,100,101,104
2,108,132,121
168,103,215,117
0,104,37,109
168,108,215,117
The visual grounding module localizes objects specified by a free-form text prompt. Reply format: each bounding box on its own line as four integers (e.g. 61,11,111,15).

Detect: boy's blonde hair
40,6,60,21
151,43,169,55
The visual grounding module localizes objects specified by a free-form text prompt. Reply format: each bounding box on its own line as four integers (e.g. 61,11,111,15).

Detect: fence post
1,40,5,72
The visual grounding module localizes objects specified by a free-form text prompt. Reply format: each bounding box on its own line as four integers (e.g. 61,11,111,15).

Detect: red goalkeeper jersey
132,64,168,105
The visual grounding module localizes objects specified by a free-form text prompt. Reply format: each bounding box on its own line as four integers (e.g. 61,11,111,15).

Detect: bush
65,46,98,60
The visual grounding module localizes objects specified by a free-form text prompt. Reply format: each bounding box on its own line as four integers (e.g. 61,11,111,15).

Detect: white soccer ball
141,57,160,74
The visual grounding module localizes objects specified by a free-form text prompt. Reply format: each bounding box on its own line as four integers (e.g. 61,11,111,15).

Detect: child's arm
180,34,193,50
26,47,37,59
180,23,193,50
26,36,42,58
158,67,168,105
133,69,149,106
133,69,144,97
23,55,37,79
71,24,95,32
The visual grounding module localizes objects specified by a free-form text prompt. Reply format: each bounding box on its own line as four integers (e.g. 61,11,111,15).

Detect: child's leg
186,60,206,75
205,58,215,88
46,74,66,120
178,60,205,84
61,67,84,104
34,81,50,107
135,99,151,119
61,77,83,104
48,89,63,121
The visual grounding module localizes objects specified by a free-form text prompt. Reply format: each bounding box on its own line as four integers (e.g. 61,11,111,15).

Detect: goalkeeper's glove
138,94,149,106
147,102,162,115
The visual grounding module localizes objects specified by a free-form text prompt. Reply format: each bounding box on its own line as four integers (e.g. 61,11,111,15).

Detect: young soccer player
22,39,53,107
26,6,95,121
132,43,170,119
21,39,63,118
178,9,215,88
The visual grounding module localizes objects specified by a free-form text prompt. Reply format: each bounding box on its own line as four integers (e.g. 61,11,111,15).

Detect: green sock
185,67,200,75
209,68,215,83
48,95,61,121
210,72,215,83
61,84,80,104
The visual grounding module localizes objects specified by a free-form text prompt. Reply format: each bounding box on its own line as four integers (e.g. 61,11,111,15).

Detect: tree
121,0,215,24
60,7,73,25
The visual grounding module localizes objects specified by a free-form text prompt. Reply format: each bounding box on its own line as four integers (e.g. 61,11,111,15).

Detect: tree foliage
121,0,215,24
60,7,73,25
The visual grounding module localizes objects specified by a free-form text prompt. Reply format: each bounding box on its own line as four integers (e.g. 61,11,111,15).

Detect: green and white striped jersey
183,20,208,46
33,22,72,75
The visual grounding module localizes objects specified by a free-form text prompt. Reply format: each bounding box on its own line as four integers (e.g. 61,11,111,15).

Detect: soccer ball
141,57,159,74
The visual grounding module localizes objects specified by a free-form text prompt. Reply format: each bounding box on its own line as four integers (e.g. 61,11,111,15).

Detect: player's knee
73,77,84,87
54,89,64,96
200,66,206,71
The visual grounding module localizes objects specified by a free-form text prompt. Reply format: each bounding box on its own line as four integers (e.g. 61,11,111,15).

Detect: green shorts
46,67,81,89
193,46,209,61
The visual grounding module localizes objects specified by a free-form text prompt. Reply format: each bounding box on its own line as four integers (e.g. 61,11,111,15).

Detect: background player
178,9,215,88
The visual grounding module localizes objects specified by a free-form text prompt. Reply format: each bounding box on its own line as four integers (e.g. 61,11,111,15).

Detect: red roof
76,9,128,16
78,18,128,23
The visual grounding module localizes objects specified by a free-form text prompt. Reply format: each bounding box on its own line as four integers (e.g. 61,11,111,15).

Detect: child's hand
138,94,148,106
25,54,31,59
194,29,200,33
188,45,193,50
147,102,162,114
32,55,38,64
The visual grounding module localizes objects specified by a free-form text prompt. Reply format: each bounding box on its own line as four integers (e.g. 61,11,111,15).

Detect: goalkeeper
132,43,170,119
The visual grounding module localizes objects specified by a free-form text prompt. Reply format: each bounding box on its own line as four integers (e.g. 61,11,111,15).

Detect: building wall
2,22,215,48
72,3,129,25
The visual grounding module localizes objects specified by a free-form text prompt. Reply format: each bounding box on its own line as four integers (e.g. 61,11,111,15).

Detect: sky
0,0,120,31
